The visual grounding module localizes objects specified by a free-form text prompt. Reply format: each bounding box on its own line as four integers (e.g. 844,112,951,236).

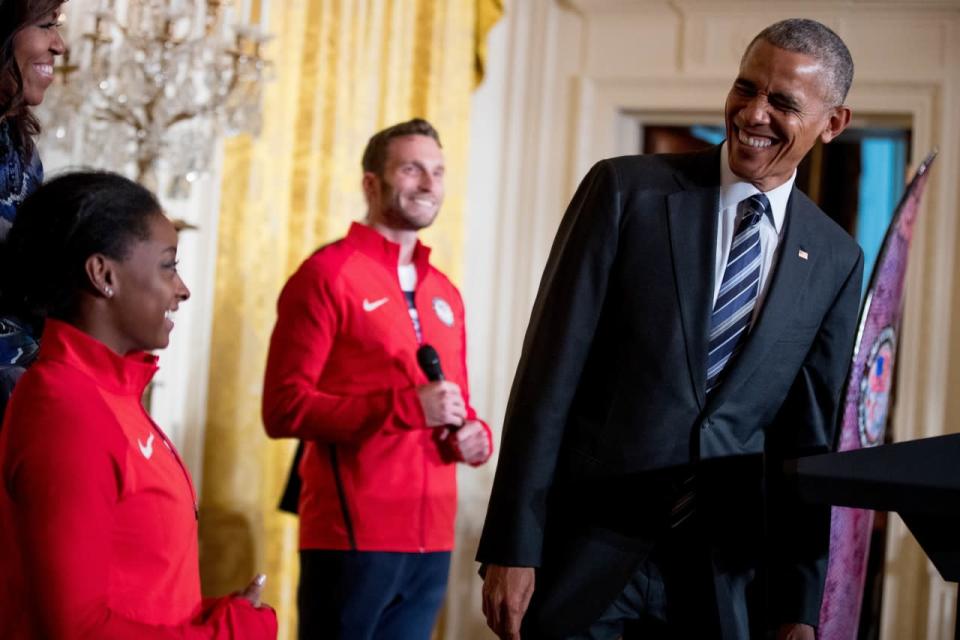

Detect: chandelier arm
98,107,145,133
167,110,203,127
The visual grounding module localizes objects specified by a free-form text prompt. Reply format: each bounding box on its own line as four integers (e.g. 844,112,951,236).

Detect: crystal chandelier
40,0,271,198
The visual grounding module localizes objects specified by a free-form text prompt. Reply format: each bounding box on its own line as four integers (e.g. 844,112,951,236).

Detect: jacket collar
345,221,433,275
667,146,722,410
38,319,158,396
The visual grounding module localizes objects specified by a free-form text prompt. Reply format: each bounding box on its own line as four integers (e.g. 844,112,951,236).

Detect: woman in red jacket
0,171,277,639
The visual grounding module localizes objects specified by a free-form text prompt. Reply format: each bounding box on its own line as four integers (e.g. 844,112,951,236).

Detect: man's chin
728,161,762,184
728,149,774,183
405,211,439,230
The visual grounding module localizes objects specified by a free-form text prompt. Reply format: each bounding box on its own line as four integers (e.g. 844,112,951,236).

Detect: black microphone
416,344,444,381
417,344,463,436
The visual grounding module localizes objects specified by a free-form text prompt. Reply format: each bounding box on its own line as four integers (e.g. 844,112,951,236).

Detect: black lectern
786,433,960,637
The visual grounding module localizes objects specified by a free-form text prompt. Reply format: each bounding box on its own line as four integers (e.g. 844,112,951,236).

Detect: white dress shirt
713,141,796,322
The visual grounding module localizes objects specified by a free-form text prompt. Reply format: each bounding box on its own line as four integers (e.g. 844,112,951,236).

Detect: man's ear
361,172,379,205
84,253,115,298
820,105,852,144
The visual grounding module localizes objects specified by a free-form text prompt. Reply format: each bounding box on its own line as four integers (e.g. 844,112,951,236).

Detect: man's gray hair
745,18,854,105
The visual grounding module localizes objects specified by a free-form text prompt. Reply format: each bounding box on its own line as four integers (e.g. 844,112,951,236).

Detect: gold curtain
199,1,503,638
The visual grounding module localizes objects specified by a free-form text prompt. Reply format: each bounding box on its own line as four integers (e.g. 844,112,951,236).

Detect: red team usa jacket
263,222,493,552
0,320,277,638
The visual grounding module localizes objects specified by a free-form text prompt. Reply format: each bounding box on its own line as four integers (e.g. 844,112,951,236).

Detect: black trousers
572,517,725,640
524,460,769,639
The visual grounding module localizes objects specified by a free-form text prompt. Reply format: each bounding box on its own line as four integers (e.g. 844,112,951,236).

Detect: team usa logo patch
432,297,455,327
858,326,897,448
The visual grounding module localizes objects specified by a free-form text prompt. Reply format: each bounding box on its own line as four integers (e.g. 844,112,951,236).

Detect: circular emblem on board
858,326,897,448
432,297,455,327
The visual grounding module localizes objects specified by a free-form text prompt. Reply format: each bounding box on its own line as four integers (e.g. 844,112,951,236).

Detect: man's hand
442,420,490,465
776,623,815,640
417,380,466,427
482,565,535,640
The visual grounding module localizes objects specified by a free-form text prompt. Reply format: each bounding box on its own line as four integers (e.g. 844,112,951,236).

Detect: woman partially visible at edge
0,172,277,639
0,0,66,416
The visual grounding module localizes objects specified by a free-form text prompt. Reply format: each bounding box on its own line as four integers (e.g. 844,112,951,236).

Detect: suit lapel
667,151,721,411
707,189,815,409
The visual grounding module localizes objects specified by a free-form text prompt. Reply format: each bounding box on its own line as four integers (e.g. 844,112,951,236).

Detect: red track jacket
263,222,492,552
0,320,277,639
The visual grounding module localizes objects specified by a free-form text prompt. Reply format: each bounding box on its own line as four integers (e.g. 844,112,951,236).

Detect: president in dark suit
478,19,864,640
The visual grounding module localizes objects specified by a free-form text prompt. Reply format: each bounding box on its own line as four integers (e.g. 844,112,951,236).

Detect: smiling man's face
365,134,445,232
724,39,851,191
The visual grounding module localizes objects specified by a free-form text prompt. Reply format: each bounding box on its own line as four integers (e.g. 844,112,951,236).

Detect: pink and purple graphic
818,151,937,639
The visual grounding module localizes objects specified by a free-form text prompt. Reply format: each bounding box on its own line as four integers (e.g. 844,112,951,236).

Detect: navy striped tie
705,193,769,394
668,193,771,530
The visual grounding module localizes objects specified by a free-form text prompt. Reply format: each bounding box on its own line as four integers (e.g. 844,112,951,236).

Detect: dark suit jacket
476,146,863,637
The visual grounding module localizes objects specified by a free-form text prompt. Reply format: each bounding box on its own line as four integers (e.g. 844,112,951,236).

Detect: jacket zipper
412,284,428,552
420,447,427,552
328,445,357,550
143,409,199,520
396,265,434,552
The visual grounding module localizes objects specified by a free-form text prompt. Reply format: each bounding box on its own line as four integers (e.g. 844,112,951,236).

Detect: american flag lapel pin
798,249,809,260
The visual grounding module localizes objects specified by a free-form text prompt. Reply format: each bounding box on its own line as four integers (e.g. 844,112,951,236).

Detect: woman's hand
238,574,267,608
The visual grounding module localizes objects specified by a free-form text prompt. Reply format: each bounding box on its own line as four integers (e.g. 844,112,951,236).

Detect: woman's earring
104,286,114,298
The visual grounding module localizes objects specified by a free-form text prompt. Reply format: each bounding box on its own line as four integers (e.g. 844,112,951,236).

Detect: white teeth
738,130,773,148
413,197,436,207
164,310,174,320
34,64,53,77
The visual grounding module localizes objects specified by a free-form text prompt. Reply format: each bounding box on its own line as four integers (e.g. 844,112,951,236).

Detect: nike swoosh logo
138,434,155,460
363,297,389,312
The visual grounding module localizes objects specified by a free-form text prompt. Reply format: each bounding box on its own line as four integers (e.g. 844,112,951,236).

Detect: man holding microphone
262,119,492,639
